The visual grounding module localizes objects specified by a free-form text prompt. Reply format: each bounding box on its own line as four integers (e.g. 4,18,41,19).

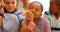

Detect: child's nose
32,9,36,13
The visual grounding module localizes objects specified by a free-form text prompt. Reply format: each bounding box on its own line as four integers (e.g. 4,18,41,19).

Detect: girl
3,0,26,21
3,0,19,32
20,1,51,32
3,0,27,31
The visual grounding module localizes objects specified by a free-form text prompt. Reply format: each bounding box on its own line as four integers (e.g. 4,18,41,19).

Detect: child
20,1,51,32
3,0,27,31
44,0,60,32
3,0,19,32
0,0,4,32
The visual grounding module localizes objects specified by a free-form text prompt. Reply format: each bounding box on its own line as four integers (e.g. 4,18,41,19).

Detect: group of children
2,0,51,32
44,0,60,32
0,0,60,32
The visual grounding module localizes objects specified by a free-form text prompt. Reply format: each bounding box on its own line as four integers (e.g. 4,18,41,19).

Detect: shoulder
4,13,17,19
4,13,19,23
15,8,25,14
41,16,50,24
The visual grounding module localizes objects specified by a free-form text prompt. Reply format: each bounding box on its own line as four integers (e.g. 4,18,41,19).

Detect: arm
0,16,3,27
20,11,35,32
21,20,35,32
43,17,51,32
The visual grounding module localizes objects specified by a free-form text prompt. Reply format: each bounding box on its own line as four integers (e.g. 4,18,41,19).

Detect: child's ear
40,13,42,16
41,14,42,16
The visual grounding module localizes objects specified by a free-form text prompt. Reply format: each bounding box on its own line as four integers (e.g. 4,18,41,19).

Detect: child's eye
12,2,15,4
36,9,39,11
5,2,10,4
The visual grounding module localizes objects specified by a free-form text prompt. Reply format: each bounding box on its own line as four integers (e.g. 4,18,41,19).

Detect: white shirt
3,13,19,32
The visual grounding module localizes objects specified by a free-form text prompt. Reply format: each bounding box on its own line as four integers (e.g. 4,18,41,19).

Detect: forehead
22,0,28,1
4,0,16,2
30,3,41,8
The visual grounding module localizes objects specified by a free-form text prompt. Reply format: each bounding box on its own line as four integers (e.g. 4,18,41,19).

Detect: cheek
12,4,17,10
14,3,17,7
5,5,9,10
5,4,11,9
37,12,41,17
13,5,17,9
33,12,41,18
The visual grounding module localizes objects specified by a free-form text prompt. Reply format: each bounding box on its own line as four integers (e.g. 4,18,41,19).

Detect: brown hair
54,0,60,6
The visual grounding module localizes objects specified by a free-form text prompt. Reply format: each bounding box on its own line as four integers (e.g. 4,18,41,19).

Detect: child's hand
25,10,34,21
27,21,35,31
21,21,35,32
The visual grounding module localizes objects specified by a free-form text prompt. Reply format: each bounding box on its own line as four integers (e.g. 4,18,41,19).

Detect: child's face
22,0,30,9
4,0,17,13
0,0,4,14
50,1,58,14
29,3,42,19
